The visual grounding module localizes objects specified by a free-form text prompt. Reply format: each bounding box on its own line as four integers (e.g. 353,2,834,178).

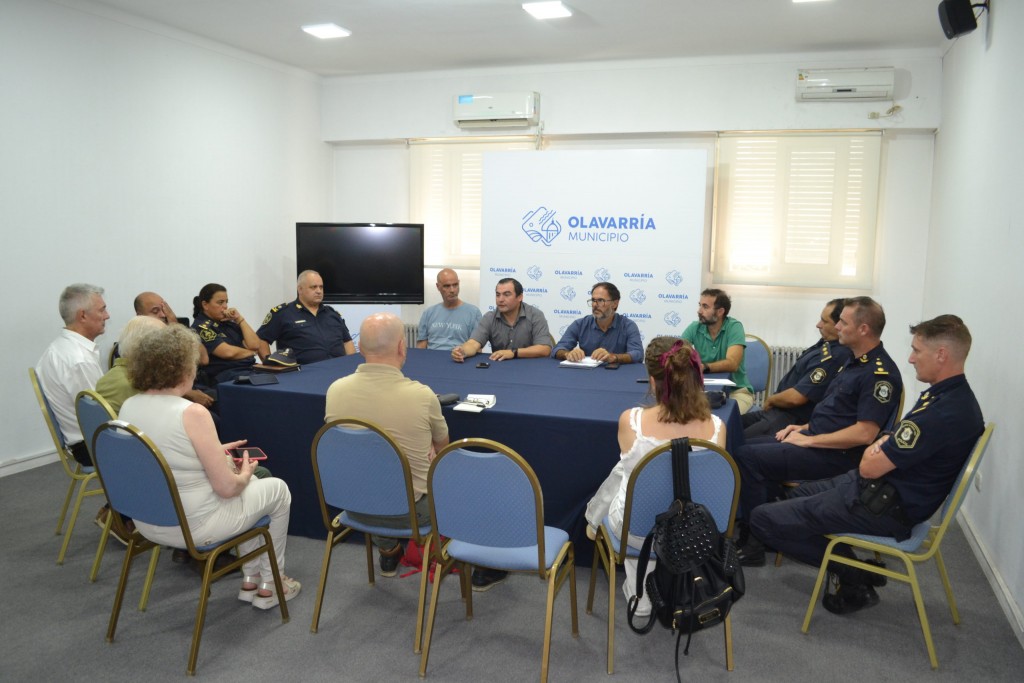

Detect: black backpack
627,438,745,679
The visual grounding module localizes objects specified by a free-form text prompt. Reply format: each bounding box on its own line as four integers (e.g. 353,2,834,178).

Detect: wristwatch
513,348,519,359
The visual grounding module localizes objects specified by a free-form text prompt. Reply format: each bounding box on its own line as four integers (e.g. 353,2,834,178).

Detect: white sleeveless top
607,407,723,536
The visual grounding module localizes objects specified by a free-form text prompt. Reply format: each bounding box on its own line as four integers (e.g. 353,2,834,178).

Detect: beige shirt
324,363,448,498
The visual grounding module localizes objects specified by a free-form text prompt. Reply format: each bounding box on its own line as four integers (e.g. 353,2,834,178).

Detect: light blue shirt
551,313,643,363
417,302,482,350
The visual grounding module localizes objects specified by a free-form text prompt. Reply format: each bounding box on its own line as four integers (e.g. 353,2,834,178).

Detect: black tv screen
296,222,424,304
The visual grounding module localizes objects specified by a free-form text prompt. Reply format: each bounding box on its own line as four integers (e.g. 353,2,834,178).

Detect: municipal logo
558,324,569,336
560,286,576,301
663,311,682,327
630,289,646,305
594,267,611,282
521,206,562,247
665,270,683,287
527,265,543,281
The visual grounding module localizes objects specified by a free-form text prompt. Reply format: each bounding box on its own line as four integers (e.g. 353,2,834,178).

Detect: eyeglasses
587,298,613,305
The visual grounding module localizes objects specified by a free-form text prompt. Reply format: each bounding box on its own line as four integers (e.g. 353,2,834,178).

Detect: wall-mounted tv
296,222,425,304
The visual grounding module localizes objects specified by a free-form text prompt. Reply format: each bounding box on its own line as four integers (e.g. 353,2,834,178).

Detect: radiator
404,323,418,348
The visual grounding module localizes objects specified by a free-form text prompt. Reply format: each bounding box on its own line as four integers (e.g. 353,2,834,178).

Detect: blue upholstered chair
802,422,995,669
585,438,741,673
92,420,288,676
744,333,773,400
309,418,431,647
418,438,578,683
28,368,105,566
74,390,119,582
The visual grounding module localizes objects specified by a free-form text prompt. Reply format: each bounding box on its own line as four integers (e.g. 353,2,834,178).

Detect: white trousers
136,477,292,584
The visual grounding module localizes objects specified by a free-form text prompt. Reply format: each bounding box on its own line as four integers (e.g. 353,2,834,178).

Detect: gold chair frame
308,417,428,649
418,438,579,683
93,421,289,675
801,422,995,669
28,368,106,566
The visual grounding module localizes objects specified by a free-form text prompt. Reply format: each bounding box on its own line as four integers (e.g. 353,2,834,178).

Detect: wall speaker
938,0,979,39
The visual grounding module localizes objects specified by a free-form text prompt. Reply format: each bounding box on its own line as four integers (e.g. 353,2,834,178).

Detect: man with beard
551,281,642,364
681,288,754,413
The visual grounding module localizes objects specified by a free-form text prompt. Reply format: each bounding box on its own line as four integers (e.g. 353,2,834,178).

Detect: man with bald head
258,270,355,364
132,290,209,367
417,268,481,351
325,313,449,577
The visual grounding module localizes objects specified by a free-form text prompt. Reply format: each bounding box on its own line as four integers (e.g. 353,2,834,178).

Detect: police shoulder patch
893,420,921,449
262,312,272,325
199,327,217,343
873,380,894,403
810,367,827,384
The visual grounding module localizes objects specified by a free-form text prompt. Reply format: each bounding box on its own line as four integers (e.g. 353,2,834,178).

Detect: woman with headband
585,336,726,616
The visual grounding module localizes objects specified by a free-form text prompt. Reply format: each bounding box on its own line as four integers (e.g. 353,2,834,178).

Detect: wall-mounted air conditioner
453,92,540,128
796,68,895,102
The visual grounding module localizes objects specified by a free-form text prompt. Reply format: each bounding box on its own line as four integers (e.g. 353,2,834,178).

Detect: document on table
703,378,736,388
454,394,497,413
559,357,605,369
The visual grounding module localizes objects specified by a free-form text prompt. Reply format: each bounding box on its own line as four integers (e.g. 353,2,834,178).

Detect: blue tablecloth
217,349,743,559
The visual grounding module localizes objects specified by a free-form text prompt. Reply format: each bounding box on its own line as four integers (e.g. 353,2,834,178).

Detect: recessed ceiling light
301,23,351,39
522,2,573,20
792,0,831,4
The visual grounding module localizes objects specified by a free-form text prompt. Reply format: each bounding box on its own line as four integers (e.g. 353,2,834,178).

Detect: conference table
217,349,743,561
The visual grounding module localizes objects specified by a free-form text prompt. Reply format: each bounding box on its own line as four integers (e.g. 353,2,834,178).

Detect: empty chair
309,418,431,648
92,420,289,675
28,368,105,565
744,333,773,400
586,438,741,673
418,438,578,683
802,422,995,669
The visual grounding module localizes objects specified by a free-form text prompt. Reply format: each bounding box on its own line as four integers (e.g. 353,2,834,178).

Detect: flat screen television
295,222,425,304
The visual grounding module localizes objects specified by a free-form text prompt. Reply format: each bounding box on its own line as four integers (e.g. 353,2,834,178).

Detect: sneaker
252,576,301,610
736,536,766,567
471,568,509,592
378,545,403,577
94,506,128,546
822,573,880,615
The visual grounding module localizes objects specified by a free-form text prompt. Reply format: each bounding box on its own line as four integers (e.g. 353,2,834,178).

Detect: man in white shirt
36,283,110,466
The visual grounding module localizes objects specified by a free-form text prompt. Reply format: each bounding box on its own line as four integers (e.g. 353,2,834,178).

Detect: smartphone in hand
227,447,268,462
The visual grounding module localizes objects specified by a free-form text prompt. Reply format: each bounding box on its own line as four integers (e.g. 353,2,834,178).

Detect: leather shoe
736,537,766,567
378,545,403,577
471,568,509,592
822,574,880,615
861,558,888,587
171,548,191,564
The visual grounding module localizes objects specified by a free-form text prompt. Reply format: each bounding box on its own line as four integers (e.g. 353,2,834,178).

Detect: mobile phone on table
227,447,268,461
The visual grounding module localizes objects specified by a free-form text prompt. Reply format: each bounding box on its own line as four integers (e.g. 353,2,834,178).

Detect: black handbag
627,438,745,681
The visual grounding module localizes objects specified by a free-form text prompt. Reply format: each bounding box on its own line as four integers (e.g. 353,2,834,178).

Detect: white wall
0,0,331,473
928,4,1024,637
324,52,939,396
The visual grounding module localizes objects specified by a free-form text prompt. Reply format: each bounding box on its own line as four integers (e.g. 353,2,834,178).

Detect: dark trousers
750,471,910,583
741,408,800,439
69,441,92,467
735,436,861,518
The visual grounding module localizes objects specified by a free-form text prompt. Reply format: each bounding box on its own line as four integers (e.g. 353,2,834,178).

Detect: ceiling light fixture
792,0,831,4
301,23,351,39
522,2,573,20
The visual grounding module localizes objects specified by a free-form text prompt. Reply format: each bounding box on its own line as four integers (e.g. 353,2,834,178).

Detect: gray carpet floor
2,461,1021,682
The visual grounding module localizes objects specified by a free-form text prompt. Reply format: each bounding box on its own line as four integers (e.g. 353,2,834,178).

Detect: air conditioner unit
453,92,540,128
795,68,895,102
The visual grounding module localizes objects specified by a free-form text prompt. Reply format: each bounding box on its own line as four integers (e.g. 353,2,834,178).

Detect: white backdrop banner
480,149,707,351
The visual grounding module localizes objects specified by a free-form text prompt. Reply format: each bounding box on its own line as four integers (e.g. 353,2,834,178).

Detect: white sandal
238,575,261,603
252,576,301,610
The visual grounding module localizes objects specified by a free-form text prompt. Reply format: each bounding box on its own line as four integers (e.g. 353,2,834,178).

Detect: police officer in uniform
257,270,355,365
750,315,983,613
734,297,903,565
191,283,262,384
743,298,852,438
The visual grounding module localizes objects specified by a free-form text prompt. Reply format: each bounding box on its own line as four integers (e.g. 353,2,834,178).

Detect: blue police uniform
742,339,852,436
256,300,352,365
735,342,903,516
192,314,255,383
749,374,983,579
